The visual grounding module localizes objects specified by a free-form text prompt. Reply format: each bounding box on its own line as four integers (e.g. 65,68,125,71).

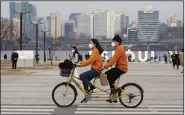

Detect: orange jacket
105,45,128,72
80,48,103,73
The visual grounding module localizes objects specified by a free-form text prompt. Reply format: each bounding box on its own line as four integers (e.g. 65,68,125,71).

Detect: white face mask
89,44,93,49
111,42,116,47
72,50,75,53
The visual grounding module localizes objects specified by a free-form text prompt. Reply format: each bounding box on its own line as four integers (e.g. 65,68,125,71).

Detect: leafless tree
1,18,15,40
49,38,60,65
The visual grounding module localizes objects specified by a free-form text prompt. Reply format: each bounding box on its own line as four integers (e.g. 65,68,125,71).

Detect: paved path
1,63,183,115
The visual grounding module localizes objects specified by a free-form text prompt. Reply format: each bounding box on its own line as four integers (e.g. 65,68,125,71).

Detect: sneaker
106,99,117,103
80,97,88,103
106,89,117,103
88,85,96,93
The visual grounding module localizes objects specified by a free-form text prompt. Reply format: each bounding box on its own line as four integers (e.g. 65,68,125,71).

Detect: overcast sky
1,1,183,23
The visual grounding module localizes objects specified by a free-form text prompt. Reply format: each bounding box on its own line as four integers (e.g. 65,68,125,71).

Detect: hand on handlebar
73,64,80,67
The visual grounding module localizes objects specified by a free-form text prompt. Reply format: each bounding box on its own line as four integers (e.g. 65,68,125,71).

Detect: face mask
111,42,116,47
72,50,75,53
89,44,93,49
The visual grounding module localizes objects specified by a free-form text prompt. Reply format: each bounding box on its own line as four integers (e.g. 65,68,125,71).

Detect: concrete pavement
1,62,183,115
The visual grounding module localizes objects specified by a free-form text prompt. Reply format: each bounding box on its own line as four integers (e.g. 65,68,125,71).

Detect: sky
1,1,183,23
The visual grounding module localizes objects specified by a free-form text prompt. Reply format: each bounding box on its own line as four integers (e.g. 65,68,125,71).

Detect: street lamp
14,11,32,50
41,30,49,62
31,22,43,63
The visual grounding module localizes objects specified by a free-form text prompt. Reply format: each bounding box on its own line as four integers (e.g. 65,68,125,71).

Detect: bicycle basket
60,68,72,77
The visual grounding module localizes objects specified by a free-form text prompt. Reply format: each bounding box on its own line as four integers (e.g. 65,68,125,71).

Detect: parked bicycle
52,63,144,108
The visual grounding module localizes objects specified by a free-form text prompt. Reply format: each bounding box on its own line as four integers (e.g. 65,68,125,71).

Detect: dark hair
72,46,79,57
112,35,122,44
182,49,184,52
91,39,104,54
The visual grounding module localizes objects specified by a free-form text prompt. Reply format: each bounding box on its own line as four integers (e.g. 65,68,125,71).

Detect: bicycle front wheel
52,82,77,107
118,83,144,108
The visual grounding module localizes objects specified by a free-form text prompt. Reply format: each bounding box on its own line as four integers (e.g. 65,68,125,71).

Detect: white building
94,10,116,39
167,14,180,27
12,18,20,39
114,13,121,35
46,12,61,39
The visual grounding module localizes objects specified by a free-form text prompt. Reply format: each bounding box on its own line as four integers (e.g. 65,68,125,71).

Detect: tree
48,38,60,65
1,18,17,40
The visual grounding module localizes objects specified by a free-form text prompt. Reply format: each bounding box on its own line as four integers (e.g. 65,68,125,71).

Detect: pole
44,31,46,62
20,13,23,50
36,24,38,63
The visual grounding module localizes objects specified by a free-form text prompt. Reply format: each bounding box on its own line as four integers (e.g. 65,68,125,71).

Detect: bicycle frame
66,67,131,99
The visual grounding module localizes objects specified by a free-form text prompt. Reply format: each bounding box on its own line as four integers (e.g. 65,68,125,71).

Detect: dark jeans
80,69,99,91
105,67,125,89
12,60,17,69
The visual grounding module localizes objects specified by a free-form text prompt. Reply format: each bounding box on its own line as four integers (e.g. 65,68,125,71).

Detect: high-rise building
9,1,37,40
77,14,92,38
114,13,121,35
158,22,168,41
124,16,129,29
10,2,21,19
120,14,129,36
69,13,81,28
94,10,116,39
167,14,180,27
38,17,48,38
47,12,61,39
127,23,138,41
138,5,159,41
12,18,20,39
64,21,74,38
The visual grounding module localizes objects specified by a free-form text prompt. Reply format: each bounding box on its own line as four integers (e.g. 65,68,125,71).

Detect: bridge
59,39,183,45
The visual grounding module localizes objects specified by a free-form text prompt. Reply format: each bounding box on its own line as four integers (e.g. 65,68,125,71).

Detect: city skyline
1,1,183,23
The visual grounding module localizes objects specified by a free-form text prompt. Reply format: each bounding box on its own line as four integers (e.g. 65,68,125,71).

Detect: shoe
114,87,121,93
80,97,88,103
106,99,117,103
106,89,117,103
88,85,96,93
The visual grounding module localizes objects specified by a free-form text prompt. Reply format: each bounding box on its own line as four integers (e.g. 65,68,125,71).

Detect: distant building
94,10,116,39
114,13,121,35
127,23,138,41
76,13,92,38
38,17,48,38
47,12,61,39
138,5,159,41
12,18,20,39
64,21,74,38
167,27,183,40
167,14,181,27
158,22,168,41
69,13,81,28
9,1,37,40
120,14,129,36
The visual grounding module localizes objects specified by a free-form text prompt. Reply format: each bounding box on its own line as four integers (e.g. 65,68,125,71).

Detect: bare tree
49,38,60,65
1,18,15,40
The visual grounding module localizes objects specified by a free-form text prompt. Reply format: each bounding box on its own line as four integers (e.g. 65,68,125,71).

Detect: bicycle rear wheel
118,83,144,108
52,82,77,107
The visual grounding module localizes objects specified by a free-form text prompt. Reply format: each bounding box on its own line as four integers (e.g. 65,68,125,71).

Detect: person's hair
91,39,104,54
182,49,184,52
72,46,79,57
112,35,122,45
